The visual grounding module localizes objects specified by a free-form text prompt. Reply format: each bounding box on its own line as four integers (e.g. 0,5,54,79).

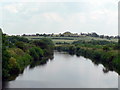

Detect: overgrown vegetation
2,30,120,81
2,33,54,81
55,39,120,75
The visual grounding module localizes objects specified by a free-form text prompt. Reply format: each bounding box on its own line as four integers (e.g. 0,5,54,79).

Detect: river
4,51,118,88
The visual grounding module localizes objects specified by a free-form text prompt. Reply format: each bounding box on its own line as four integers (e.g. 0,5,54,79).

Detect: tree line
22,32,120,40
2,33,54,81
55,39,120,75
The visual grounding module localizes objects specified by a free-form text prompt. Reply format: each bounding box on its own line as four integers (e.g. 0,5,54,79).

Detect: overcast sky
0,0,119,36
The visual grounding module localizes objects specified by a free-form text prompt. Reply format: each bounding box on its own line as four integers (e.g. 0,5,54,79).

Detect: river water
4,51,118,88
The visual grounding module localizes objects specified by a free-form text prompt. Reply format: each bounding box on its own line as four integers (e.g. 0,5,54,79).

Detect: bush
29,47,43,61
103,46,110,52
2,34,54,81
68,46,76,55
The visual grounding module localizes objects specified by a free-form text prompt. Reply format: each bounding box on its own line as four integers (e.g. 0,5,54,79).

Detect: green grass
23,36,118,46
24,36,118,41
52,39,77,44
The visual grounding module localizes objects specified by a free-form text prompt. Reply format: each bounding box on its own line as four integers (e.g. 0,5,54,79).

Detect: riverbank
2,33,54,81
2,31,120,81
55,40,120,75
3,51,118,88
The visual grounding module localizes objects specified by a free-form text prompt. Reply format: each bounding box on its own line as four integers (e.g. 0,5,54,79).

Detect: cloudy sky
0,0,119,36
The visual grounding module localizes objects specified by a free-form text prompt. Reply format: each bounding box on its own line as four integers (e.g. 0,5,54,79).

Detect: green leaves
103,45,110,52
2,34,54,81
29,47,43,61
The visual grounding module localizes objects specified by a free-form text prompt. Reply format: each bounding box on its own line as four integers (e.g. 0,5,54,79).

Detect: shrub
29,47,43,61
103,46,110,52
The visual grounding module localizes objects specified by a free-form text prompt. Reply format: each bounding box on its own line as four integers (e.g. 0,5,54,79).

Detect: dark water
4,51,118,88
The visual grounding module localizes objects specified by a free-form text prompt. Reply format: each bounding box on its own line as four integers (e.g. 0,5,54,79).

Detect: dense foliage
2,30,120,80
2,33,54,81
55,40,120,74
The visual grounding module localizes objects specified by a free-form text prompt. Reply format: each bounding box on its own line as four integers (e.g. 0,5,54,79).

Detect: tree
103,46,110,52
29,47,43,61
2,48,11,80
36,33,40,36
9,57,17,67
15,41,25,50
91,32,99,37
69,46,76,55
100,35,104,39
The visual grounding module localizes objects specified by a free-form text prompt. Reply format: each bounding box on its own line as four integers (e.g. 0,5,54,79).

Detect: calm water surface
4,51,118,88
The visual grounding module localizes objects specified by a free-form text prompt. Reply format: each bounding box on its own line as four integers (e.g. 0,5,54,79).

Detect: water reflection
29,55,54,69
3,51,118,88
